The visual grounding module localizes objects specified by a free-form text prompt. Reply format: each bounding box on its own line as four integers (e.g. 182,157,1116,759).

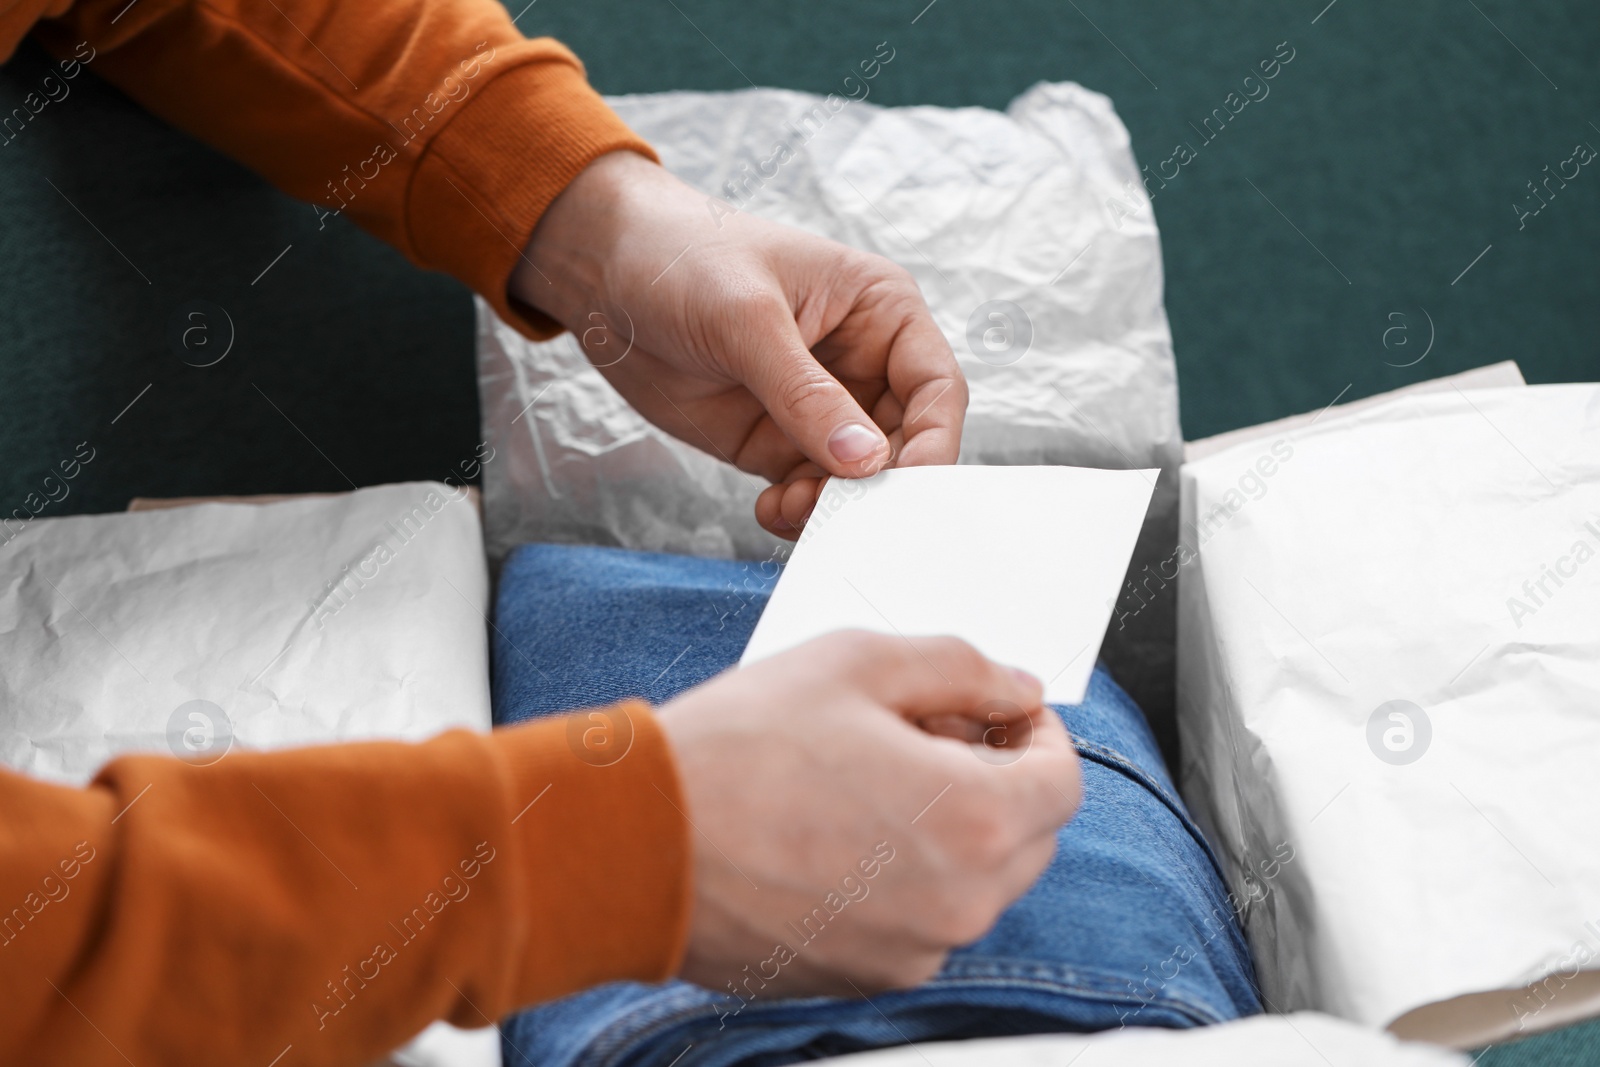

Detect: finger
1002,708,1083,831
913,672,1081,842
947,713,1082,852
733,378,886,481
754,469,825,539
919,712,986,743
779,478,823,529
754,485,797,538
885,300,966,467
595,346,779,480
916,690,1035,745
842,633,1043,719
734,300,893,479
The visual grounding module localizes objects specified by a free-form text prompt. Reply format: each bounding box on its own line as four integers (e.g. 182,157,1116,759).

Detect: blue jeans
492,544,1260,1067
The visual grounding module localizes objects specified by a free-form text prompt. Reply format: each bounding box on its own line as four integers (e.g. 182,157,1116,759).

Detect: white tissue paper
477,81,1184,739
808,1012,1466,1067
0,482,497,1067
1178,383,1600,1047
0,483,489,779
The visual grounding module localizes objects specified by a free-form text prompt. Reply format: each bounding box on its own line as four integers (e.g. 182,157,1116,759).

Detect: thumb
740,309,891,478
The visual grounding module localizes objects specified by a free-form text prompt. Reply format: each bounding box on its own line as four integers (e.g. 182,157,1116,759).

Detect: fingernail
1011,667,1042,689
828,423,888,468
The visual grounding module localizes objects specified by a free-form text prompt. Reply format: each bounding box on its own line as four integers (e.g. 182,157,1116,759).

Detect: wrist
511,149,660,328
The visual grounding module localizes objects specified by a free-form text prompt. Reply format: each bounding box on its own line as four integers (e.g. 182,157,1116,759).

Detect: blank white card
741,465,1156,705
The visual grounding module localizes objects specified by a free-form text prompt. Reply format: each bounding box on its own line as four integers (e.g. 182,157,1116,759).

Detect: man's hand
512,151,967,539
653,632,1082,997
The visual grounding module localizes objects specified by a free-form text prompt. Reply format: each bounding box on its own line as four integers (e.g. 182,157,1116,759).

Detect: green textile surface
1,1,1596,1060
0,40,478,517
2,1,1596,517
1479,1025,1600,1067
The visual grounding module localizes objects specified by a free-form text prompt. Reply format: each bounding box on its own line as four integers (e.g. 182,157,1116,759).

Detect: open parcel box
1179,373,1600,1048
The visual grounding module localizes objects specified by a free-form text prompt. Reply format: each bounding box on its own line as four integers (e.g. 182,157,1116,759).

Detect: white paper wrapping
1177,383,1600,1045
478,81,1183,729
808,1012,1466,1067
0,482,491,782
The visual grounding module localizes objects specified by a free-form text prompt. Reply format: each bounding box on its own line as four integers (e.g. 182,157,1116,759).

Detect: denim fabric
492,543,1260,1067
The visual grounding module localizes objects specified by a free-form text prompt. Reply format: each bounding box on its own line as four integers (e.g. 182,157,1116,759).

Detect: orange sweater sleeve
0,702,692,1066
9,0,655,337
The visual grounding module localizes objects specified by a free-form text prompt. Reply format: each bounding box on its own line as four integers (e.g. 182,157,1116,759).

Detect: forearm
0,705,689,1066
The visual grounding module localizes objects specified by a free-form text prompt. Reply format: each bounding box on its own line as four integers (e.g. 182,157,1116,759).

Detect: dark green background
2,1,1596,518
1,1,1597,1058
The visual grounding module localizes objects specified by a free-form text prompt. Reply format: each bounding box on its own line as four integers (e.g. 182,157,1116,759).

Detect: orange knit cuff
493,701,692,1005
407,52,658,340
